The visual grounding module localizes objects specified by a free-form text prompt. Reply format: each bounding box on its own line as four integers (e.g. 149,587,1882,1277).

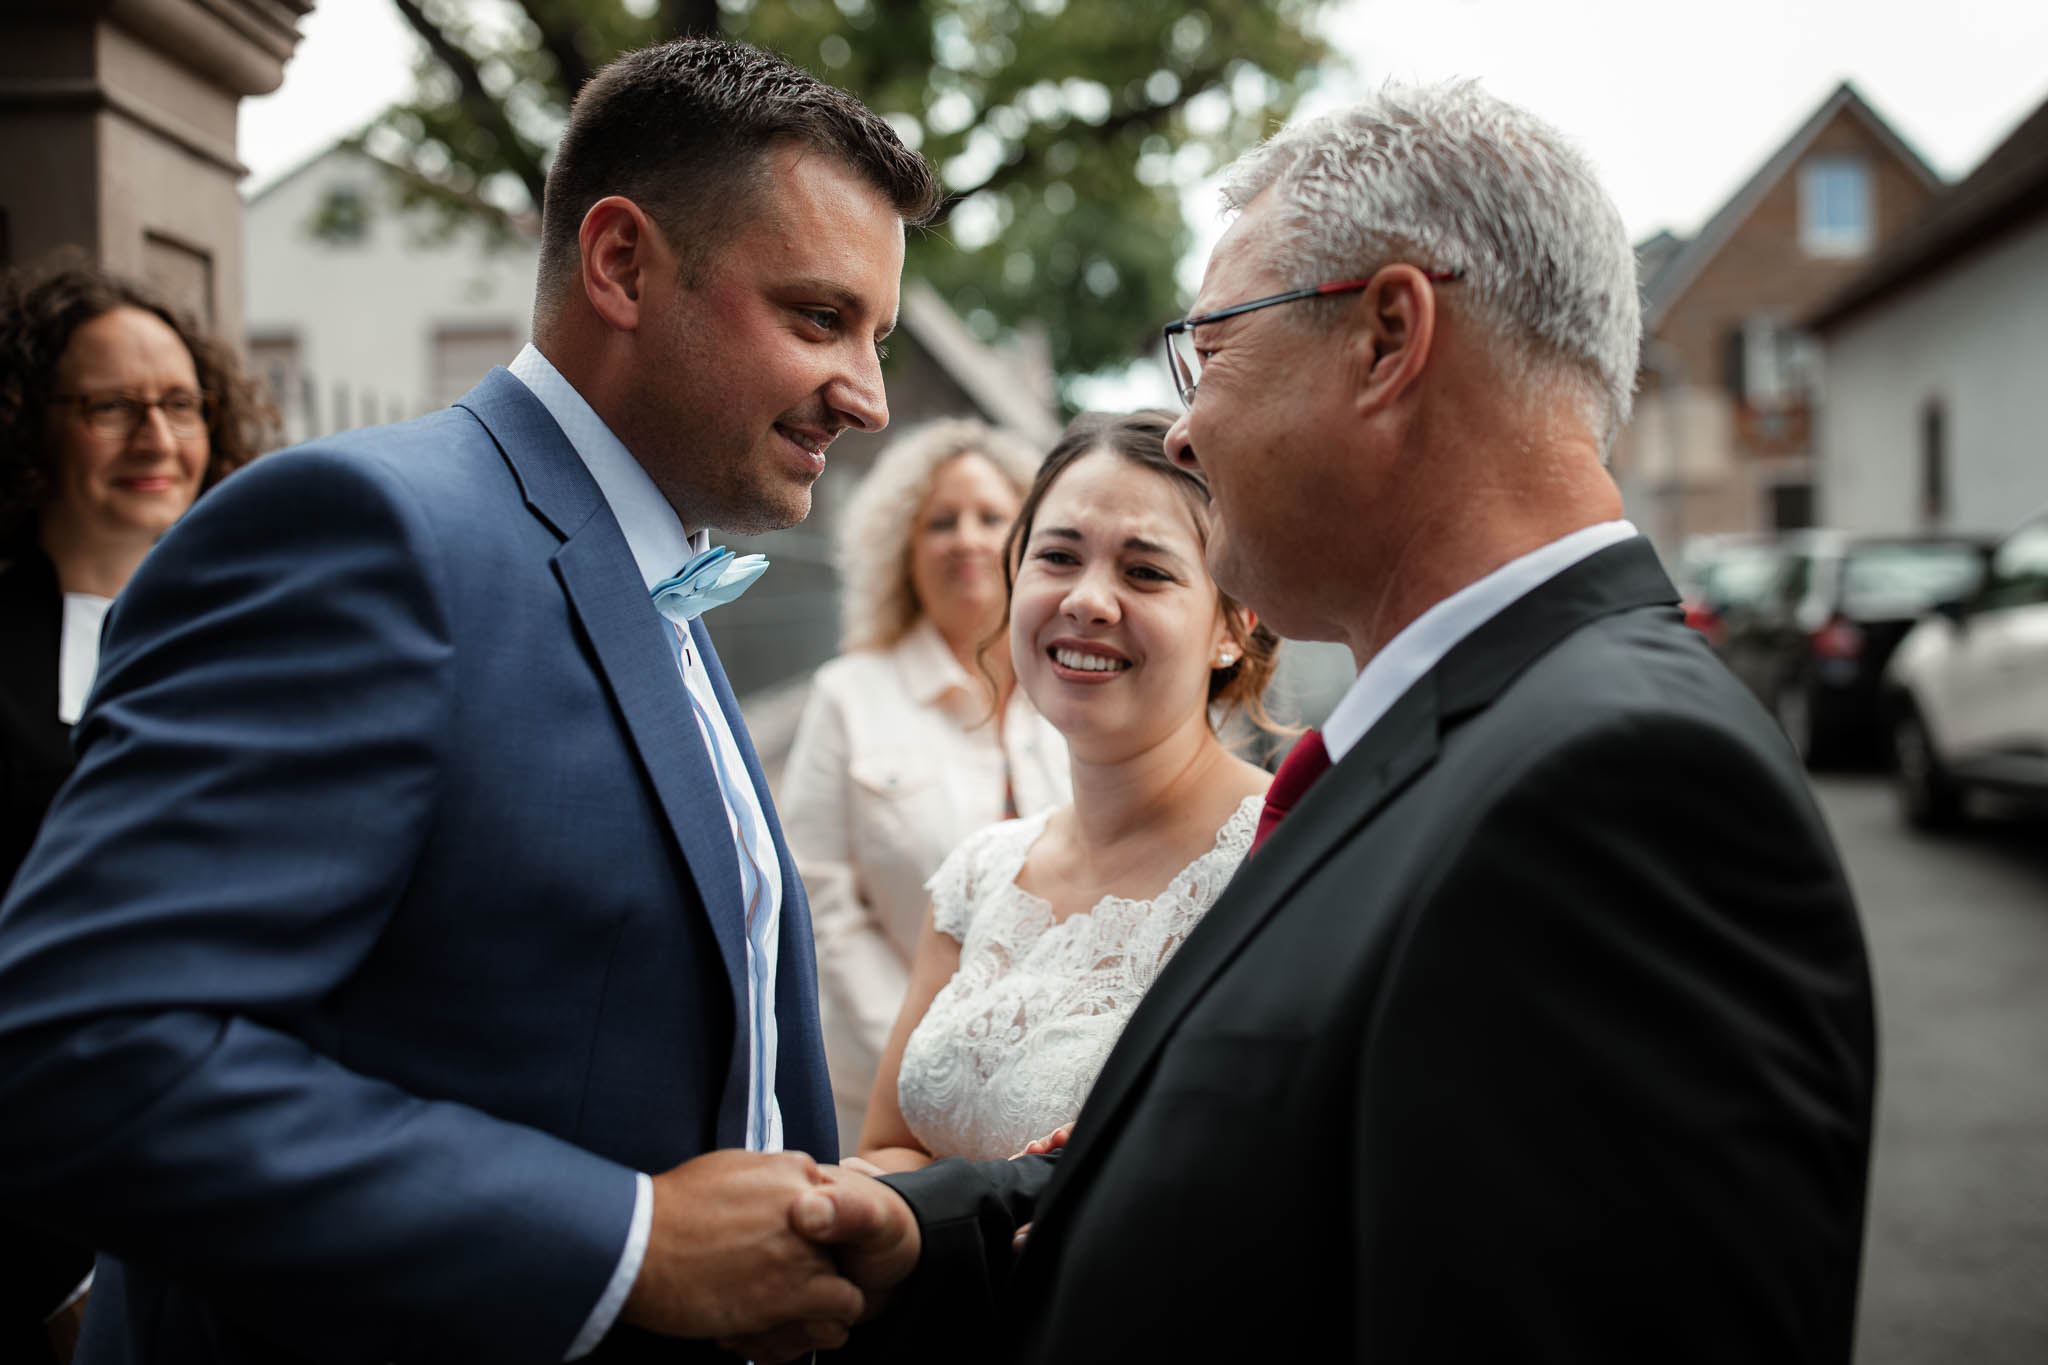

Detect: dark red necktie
1250,729,1332,856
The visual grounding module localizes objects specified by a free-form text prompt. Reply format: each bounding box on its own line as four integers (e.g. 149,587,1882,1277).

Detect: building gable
1810,94,2048,331
1643,82,1943,351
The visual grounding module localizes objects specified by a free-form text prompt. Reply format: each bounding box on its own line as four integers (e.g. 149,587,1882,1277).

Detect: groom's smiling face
626,141,905,536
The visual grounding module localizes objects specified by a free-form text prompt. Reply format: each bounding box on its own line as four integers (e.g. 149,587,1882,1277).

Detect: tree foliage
373,0,1338,385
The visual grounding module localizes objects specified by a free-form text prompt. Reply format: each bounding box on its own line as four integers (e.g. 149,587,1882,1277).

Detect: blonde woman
782,419,1071,1150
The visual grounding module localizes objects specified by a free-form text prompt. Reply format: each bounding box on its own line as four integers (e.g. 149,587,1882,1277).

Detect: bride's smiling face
1009,448,1231,758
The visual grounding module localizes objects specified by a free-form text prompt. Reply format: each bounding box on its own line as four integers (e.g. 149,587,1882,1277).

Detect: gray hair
1220,81,1639,444
836,417,1043,652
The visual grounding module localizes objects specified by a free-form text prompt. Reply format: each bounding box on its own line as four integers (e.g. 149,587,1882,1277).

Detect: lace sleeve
925,827,986,942
925,814,1048,943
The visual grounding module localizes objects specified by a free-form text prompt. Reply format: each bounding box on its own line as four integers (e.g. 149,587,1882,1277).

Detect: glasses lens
161,392,208,436
81,397,138,437
77,392,208,439
1167,329,1200,406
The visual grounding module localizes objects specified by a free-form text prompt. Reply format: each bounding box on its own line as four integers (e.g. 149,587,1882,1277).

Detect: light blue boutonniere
650,546,769,624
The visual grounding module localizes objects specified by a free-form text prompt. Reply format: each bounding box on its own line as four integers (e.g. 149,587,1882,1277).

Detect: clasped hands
619,1149,921,1362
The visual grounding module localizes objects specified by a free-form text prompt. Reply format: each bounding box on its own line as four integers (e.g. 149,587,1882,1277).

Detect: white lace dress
897,794,1263,1161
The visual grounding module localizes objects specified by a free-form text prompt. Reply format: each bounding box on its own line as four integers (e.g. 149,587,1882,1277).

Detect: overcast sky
239,0,2048,247
1312,0,2048,241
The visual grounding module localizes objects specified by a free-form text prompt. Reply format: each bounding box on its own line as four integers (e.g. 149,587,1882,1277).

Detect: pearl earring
1216,649,1237,667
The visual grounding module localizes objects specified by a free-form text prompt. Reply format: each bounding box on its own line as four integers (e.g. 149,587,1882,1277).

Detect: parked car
1674,533,1786,649
1887,509,2048,827
1716,530,1988,766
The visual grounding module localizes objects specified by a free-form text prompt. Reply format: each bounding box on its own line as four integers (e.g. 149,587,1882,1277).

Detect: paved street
1809,774,2048,1364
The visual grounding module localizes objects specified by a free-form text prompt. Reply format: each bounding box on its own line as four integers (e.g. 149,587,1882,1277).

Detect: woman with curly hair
1,265,272,887
781,418,1073,1151
0,263,272,1359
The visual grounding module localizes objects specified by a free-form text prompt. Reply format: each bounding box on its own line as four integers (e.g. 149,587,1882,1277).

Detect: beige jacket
781,620,1069,1148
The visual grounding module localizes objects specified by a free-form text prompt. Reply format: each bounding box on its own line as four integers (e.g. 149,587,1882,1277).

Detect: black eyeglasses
1161,269,1464,408
52,389,212,441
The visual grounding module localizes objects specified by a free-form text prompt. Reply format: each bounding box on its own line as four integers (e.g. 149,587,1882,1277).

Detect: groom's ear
579,195,661,334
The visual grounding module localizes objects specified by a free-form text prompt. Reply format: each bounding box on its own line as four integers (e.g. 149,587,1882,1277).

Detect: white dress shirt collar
507,344,705,587
1321,520,1640,762
56,592,114,725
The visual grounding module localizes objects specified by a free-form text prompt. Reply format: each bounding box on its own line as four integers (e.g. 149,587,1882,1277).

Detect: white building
1810,96,2048,537
242,144,540,443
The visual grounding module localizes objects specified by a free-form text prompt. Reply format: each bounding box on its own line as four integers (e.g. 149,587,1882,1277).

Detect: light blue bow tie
650,546,769,624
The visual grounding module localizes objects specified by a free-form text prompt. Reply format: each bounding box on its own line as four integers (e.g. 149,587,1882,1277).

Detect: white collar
1321,520,1640,762
506,343,705,589
895,618,980,709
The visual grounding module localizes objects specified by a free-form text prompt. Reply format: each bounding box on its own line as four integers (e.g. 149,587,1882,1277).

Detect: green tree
374,0,1338,389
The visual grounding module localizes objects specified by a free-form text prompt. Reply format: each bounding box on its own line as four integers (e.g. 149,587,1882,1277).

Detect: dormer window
1800,156,1872,257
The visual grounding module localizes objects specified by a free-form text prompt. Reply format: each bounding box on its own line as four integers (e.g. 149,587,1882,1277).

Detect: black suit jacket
0,534,96,1364
1,535,75,893
867,537,1875,1364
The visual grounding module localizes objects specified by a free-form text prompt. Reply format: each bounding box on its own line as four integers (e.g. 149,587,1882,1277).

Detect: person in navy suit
0,38,935,1365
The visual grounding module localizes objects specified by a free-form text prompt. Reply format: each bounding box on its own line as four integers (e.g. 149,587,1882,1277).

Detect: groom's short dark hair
536,37,939,305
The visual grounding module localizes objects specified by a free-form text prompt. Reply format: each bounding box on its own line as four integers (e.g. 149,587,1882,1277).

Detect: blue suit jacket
0,370,833,1364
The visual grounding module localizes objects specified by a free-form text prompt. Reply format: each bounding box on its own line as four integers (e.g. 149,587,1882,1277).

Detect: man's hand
806,1162,923,1304
717,1162,924,1363
620,1150,864,1346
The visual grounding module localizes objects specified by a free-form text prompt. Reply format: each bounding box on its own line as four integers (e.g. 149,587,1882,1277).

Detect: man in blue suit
0,39,937,1365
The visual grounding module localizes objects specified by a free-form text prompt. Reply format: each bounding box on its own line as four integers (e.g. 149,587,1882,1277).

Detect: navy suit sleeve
0,451,638,1364
1352,711,1874,1363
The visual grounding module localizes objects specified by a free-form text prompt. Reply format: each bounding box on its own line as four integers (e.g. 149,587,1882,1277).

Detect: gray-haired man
774,82,1875,1365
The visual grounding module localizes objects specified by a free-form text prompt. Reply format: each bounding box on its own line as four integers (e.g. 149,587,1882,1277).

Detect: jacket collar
459,367,609,544
504,344,699,588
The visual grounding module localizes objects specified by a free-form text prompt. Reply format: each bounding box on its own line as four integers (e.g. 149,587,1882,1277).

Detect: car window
1700,546,1783,607
1839,542,1985,616
1980,518,2048,611
1779,553,1814,606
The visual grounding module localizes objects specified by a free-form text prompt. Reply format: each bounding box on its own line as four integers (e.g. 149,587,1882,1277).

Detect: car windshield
1840,543,1984,615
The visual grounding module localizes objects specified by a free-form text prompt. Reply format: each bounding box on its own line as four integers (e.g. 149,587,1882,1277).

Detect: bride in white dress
856,411,1282,1169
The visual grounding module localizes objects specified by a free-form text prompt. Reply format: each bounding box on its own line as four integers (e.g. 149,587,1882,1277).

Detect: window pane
1801,157,1872,257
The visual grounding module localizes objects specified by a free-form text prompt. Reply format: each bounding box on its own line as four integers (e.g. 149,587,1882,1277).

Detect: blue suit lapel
552,543,751,963
460,368,839,1154
457,370,753,1018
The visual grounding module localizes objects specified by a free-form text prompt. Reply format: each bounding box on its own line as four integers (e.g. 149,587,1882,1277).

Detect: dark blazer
0,535,75,891
870,537,1875,1364
0,370,833,1365
0,535,100,1364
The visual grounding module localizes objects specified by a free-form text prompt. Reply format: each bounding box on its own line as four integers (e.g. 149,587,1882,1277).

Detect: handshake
617,1149,924,1362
